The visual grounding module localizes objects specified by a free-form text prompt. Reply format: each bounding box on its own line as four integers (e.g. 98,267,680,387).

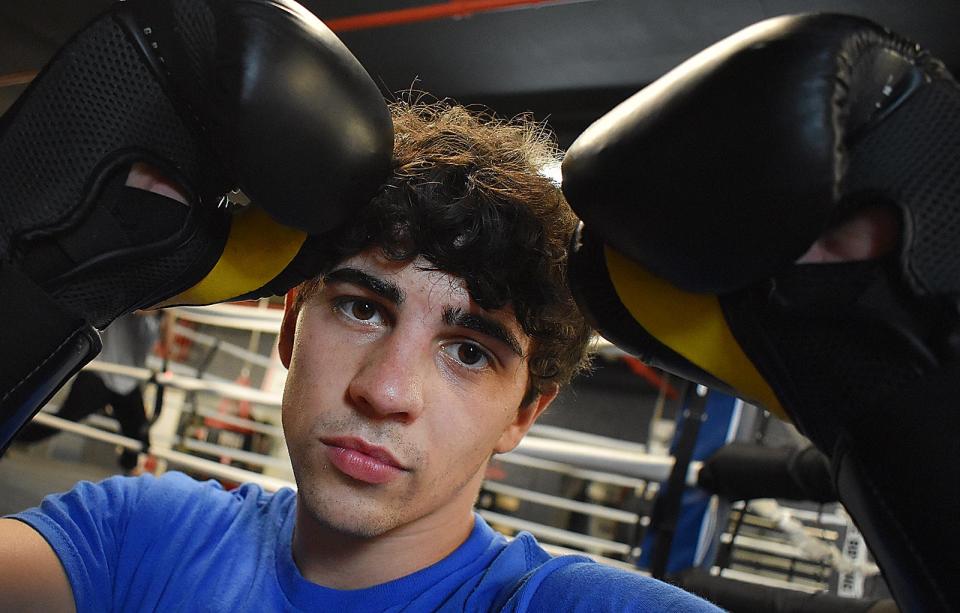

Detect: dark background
2,0,959,148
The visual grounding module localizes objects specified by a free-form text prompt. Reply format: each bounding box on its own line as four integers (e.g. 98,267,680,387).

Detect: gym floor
0,440,117,516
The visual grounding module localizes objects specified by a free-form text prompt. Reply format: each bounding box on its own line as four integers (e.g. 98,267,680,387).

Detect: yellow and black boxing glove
562,14,959,612
0,0,393,450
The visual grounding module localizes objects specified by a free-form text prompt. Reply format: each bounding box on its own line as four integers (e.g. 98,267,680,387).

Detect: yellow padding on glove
164,207,307,306
605,245,788,420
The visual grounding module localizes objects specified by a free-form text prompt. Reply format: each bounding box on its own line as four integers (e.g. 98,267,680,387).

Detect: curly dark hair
297,99,593,398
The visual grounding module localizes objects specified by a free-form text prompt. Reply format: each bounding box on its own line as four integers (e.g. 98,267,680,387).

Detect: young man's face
279,249,556,538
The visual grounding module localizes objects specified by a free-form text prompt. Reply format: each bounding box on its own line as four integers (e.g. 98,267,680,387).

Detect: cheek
280,368,308,441
288,312,350,386
282,321,342,433
429,394,517,463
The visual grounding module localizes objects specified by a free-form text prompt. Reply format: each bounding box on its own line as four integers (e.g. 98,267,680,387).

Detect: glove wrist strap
0,264,101,452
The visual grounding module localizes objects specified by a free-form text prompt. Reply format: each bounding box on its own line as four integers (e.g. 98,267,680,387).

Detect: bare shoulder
0,518,75,612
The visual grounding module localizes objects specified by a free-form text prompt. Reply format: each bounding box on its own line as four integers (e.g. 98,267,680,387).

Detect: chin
297,483,405,539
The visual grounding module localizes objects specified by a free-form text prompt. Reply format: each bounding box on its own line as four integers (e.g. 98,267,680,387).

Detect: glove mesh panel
53,244,202,327
170,0,218,122
846,79,960,295
0,14,219,326
0,16,199,253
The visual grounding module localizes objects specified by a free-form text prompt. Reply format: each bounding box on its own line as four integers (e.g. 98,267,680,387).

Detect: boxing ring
19,302,884,602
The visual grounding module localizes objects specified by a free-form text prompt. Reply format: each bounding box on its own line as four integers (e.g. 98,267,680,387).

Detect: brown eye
337,299,383,324
441,342,490,369
458,344,483,365
350,300,378,321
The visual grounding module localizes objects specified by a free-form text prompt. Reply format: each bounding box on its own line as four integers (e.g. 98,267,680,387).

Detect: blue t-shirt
12,472,720,612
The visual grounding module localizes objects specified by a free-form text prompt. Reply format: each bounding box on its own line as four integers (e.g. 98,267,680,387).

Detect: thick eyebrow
443,307,524,358
323,267,404,305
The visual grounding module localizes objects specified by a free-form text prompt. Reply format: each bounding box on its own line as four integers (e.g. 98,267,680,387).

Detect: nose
346,332,425,423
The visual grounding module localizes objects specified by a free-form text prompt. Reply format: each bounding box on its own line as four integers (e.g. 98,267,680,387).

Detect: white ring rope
171,323,275,370
748,499,880,577
513,436,702,485
169,304,283,333
496,452,651,490
528,423,648,453
28,412,294,492
28,413,650,562
29,406,655,523
29,408,866,584
84,361,283,407
74,363,683,485
483,480,640,524
479,510,632,555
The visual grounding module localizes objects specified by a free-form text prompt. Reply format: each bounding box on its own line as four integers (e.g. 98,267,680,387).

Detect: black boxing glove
0,0,393,451
563,14,959,612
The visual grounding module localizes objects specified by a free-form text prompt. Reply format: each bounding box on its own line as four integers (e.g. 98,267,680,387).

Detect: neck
290,491,477,589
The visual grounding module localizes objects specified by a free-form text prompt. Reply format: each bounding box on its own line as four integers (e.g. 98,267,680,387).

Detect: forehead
335,250,468,299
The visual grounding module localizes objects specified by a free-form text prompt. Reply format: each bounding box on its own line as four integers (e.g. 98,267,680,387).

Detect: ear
278,288,300,369
494,384,559,454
